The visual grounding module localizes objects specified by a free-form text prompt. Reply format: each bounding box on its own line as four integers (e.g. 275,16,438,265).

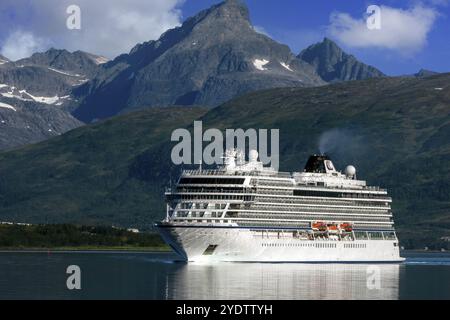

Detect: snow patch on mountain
280,62,293,72
93,56,109,65
253,59,269,71
0,84,71,105
0,102,16,111
48,67,83,77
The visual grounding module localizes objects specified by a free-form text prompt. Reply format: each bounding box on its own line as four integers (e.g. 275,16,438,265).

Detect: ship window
368,232,384,240
179,178,245,185
202,245,218,255
225,212,238,218
294,190,341,198
384,232,397,240
293,189,387,199
354,231,368,240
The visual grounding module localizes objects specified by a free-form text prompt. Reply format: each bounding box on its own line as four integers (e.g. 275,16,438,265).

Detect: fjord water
0,251,449,300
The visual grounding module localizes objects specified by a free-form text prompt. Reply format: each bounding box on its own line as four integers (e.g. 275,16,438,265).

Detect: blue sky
0,0,448,75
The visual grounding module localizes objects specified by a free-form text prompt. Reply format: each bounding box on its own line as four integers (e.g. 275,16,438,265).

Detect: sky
0,0,448,75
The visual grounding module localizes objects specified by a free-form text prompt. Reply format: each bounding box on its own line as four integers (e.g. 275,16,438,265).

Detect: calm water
0,251,449,300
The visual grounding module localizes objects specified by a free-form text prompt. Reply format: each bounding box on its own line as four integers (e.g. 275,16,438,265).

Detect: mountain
0,48,107,106
0,48,106,150
0,55,9,65
0,100,83,150
415,69,439,78
72,0,325,122
1,0,393,150
15,48,108,78
1,73,449,248
298,38,385,82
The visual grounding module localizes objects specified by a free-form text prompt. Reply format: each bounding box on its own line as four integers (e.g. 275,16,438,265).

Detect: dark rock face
0,64,82,97
72,0,325,122
0,49,105,150
0,99,83,151
298,38,385,82
0,48,107,99
0,1,414,150
15,48,107,78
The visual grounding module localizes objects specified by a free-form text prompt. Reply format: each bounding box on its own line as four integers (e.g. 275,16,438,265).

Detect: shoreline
0,246,171,253
401,249,448,254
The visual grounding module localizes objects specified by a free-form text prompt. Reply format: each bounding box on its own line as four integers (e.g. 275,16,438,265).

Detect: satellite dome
345,165,356,177
249,149,259,162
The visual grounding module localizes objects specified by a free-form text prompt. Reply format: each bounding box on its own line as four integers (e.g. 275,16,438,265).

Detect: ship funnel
304,154,336,173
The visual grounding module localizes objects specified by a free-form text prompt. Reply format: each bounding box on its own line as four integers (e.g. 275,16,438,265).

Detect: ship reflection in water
2,252,449,299
167,263,400,300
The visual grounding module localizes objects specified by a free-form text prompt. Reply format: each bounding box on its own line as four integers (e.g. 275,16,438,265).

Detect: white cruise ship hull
157,225,404,263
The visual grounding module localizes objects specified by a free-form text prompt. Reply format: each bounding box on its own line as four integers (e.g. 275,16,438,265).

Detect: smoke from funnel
317,128,369,173
318,128,359,155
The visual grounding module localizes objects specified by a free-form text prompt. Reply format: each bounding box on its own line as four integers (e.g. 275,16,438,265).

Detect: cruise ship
156,149,404,262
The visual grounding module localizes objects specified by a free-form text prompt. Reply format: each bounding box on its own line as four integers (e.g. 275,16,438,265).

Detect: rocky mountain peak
14,48,105,77
207,0,251,23
320,37,343,53
72,0,326,122
171,0,252,43
298,37,384,82
0,54,10,64
415,69,439,78
299,38,346,69
123,0,251,68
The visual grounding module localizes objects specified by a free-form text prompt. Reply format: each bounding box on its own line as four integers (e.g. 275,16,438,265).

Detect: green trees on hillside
0,224,166,249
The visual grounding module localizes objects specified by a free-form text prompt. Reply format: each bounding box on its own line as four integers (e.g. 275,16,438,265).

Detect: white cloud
0,0,184,59
327,5,439,55
1,30,50,61
253,25,271,37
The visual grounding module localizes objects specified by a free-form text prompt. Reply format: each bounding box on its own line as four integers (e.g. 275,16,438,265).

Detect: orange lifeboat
312,221,327,231
327,223,339,232
340,223,353,232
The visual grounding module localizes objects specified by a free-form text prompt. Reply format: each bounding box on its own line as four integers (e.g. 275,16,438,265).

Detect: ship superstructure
156,149,403,262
